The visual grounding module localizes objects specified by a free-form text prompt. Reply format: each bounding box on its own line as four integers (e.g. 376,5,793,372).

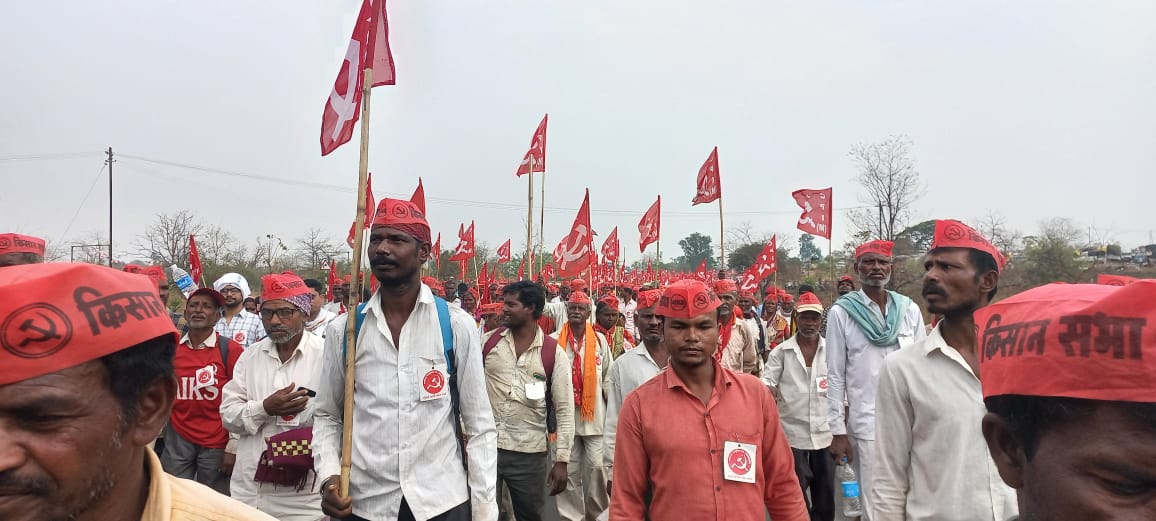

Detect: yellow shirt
141,448,276,521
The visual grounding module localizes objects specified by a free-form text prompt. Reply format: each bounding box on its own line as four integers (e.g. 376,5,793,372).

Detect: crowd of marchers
1,209,1154,521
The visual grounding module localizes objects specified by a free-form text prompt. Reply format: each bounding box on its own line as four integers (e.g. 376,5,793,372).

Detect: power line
0,151,103,162
61,163,108,239
116,153,870,217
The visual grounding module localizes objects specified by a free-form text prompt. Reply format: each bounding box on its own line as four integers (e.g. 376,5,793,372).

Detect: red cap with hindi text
713,279,738,295
569,291,592,305
977,281,1156,402
0,263,178,386
0,233,46,256
123,265,167,285
371,198,431,244
261,271,310,301
855,240,894,259
656,279,721,319
931,219,1007,271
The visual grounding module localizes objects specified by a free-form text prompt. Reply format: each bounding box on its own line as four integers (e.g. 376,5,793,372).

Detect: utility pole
106,147,115,267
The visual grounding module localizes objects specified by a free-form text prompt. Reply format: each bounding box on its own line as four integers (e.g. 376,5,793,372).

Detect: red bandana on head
854,240,894,259
261,271,310,301
371,198,431,244
0,264,178,386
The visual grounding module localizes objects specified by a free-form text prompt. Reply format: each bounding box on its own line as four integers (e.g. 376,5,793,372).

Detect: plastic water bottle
837,456,863,517
170,265,198,297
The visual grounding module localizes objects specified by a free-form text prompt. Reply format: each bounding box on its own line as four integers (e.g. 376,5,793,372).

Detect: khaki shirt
142,447,276,521
483,327,576,462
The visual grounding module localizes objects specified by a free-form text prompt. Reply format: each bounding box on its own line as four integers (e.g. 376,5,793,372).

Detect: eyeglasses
259,308,300,320
220,287,243,295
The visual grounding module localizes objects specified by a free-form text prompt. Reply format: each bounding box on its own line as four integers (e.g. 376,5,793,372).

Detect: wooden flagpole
340,67,373,497
538,170,546,276
718,198,726,271
527,175,534,271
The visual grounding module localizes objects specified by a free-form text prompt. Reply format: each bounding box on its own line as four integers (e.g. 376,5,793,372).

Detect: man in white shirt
603,289,665,494
826,240,926,520
714,279,761,376
738,290,770,362
213,272,267,347
764,292,835,521
616,286,637,339
220,271,326,521
871,220,1016,521
315,198,498,521
550,290,613,521
303,278,339,338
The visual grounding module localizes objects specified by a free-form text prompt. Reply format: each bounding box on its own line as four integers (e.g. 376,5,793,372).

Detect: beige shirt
483,327,576,462
762,335,832,450
142,448,276,521
720,318,761,376
551,325,613,437
871,324,1018,521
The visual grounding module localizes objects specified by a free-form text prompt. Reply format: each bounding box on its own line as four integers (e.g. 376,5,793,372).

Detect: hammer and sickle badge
1,304,73,359
0,238,10,248
392,204,410,219
944,223,966,241
693,293,710,310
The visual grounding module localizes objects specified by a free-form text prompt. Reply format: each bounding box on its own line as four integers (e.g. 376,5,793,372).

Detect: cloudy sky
2,1,1154,265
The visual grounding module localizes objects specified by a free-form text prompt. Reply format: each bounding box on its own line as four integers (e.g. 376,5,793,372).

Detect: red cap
570,278,588,291
124,265,167,285
839,275,853,283
855,240,894,259
1098,274,1139,286
0,233,46,256
713,279,738,295
261,271,310,301
636,289,662,310
932,219,1007,271
977,281,1156,402
779,293,794,303
599,295,620,309
656,280,721,319
569,291,592,305
371,198,431,244
0,263,179,386
738,290,756,299
188,288,225,307
796,292,823,314
479,303,503,315
421,276,441,288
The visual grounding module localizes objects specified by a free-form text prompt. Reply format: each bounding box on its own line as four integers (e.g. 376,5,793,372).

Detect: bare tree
68,231,111,264
135,210,204,266
973,212,1023,255
294,228,340,272
198,225,246,265
848,135,924,241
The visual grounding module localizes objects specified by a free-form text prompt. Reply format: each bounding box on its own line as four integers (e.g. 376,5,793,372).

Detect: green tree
894,219,936,254
1021,218,1088,285
727,242,765,272
798,234,822,263
675,232,715,271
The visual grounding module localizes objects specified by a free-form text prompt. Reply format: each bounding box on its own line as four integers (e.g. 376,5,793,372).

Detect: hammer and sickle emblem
19,312,61,347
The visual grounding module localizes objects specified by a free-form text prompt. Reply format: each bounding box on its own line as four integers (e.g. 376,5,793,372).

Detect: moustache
371,257,399,267
0,472,50,497
923,284,946,297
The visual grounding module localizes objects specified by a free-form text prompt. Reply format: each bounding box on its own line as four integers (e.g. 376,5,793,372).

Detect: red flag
541,263,556,282
515,114,548,176
601,227,620,265
1097,274,1139,286
449,222,476,261
517,257,526,280
320,0,396,156
638,196,661,253
496,239,512,263
792,188,833,240
552,189,596,278
326,257,338,300
479,263,489,297
694,258,708,280
739,235,778,294
433,232,442,273
188,234,203,284
410,177,426,214
691,147,721,205
347,172,375,247
646,259,654,280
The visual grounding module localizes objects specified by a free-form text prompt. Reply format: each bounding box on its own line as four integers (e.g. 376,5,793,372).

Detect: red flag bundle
739,235,778,294
410,177,426,214
552,189,596,278
601,227,620,265
479,263,489,302
639,196,661,253
326,257,338,300
496,239,512,263
691,147,721,205
792,188,833,239
320,0,396,156
188,234,203,284
516,114,548,176
347,172,375,247
449,222,475,261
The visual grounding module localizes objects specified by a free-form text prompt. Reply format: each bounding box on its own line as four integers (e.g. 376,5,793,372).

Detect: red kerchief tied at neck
569,291,592,305
0,263,178,386
976,281,1156,403
932,219,1008,271
371,198,431,244
0,233,46,255
713,279,738,295
854,240,894,259
636,289,662,310
657,279,721,319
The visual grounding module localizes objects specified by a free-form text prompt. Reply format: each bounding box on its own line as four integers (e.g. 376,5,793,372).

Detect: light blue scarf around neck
832,290,911,347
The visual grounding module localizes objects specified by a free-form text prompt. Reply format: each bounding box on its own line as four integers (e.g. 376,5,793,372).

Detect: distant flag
326,257,338,300
433,232,442,273
347,172,375,247
600,227,620,265
516,114,548,176
691,147,721,205
188,235,203,284
320,0,396,156
517,256,526,280
694,258,709,281
496,239,512,263
792,188,833,240
410,177,426,214
738,235,778,294
552,189,595,277
638,196,661,253
449,222,476,262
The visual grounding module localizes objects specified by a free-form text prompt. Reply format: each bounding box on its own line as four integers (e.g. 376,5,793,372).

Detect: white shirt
825,290,926,440
219,332,326,510
619,299,637,338
306,308,338,338
313,287,498,521
871,324,1018,521
602,343,664,479
762,335,832,451
550,326,613,437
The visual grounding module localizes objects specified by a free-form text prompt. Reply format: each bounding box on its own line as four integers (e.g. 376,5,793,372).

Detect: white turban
213,272,252,300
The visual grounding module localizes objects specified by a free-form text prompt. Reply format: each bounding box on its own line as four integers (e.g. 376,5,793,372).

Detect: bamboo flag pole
340,67,374,497
718,197,726,271
527,174,535,270
538,170,546,275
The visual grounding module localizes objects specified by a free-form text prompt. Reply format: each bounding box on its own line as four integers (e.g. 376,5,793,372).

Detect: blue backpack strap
434,296,468,471
341,303,370,364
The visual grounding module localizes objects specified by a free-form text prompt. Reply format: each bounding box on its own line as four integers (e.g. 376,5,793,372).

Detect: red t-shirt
170,334,243,449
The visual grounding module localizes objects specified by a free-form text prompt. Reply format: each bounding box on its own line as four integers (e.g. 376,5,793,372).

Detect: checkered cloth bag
253,427,315,491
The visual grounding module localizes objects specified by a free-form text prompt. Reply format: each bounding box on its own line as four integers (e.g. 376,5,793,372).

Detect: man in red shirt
609,280,808,521
160,287,243,493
